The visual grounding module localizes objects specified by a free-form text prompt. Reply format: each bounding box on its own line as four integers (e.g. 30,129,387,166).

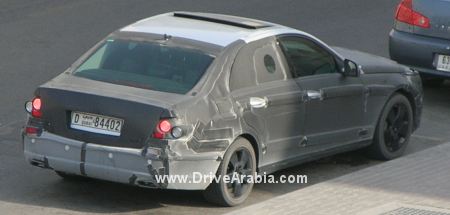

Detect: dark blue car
390,0,450,85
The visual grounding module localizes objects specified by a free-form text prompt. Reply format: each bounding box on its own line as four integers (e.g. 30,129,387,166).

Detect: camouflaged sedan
23,12,423,206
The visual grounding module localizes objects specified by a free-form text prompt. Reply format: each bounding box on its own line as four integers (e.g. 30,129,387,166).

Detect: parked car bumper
23,131,221,190
389,29,450,78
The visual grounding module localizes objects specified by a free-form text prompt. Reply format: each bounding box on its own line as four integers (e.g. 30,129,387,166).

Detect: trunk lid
413,0,450,40
36,74,186,149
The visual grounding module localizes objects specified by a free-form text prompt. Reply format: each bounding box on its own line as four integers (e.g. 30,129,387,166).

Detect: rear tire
203,138,256,207
367,94,413,160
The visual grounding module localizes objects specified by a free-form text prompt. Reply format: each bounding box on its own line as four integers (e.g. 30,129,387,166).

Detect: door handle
249,97,268,109
306,90,323,101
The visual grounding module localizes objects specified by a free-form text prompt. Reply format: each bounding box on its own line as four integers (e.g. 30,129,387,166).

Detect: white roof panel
120,12,296,47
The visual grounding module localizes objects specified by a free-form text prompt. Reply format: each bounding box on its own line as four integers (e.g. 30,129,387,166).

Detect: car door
229,37,307,168
277,35,368,150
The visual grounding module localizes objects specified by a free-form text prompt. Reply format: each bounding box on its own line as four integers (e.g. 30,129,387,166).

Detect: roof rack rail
173,12,270,30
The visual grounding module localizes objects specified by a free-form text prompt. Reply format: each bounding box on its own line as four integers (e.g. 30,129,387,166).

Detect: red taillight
395,0,430,28
158,120,172,133
153,119,172,139
25,126,39,135
31,97,42,118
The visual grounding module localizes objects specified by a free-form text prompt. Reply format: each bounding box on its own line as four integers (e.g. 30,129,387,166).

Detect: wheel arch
372,86,416,139
393,87,418,128
237,133,260,172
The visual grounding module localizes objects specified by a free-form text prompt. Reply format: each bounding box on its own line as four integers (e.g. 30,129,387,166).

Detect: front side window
278,36,338,78
73,39,215,94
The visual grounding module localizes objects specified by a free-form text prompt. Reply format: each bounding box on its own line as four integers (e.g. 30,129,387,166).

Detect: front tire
367,94,413,160
203,138,256,207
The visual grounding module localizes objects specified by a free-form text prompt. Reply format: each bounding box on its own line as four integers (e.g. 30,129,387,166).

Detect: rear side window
73,39,214,94
278,36,337,78
230,38,288,91
253,42,286,83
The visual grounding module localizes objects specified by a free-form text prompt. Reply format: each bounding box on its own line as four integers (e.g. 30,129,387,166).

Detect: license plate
70,112,124,136
436,54,450,72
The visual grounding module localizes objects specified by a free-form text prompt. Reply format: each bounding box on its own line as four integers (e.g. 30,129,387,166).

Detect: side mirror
343,59,359,77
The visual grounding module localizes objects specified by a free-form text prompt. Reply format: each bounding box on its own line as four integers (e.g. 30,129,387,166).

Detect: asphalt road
1,0,449,214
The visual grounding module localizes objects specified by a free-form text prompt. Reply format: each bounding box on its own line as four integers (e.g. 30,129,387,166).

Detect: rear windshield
73,39,215,94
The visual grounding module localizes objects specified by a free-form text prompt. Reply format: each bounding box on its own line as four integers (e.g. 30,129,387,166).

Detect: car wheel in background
203,138,256,207
421,74,445,87
367,94,413,160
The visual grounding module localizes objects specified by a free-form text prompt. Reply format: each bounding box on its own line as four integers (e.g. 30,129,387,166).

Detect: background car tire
203,138,256,207
367,93,413,160
421,75,445,87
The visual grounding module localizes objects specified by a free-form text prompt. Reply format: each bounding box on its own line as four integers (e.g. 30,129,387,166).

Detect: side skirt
259,139,373,175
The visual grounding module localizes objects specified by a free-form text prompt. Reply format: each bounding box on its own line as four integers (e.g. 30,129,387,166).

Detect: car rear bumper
389,29,450,78
23,131,221,190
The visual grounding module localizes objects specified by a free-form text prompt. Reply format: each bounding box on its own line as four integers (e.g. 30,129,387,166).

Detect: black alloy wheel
225,148,253,198
367,93,413,160
203,138,256,206
384,103,410,152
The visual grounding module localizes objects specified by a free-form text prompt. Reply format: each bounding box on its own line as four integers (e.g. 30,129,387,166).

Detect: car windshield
73,39,215,94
